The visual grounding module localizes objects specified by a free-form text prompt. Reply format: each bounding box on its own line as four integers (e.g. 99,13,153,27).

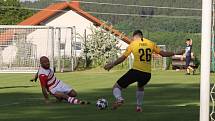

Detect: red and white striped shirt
38,67,60,91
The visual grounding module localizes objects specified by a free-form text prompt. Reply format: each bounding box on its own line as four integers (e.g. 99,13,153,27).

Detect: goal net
0,25,54,73
210,0,215,120
152,45,167,70
0,25,77,73
211,83,215,121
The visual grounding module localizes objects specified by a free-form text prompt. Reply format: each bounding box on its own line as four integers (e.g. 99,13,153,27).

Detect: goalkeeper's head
40,56,50,69
133,30,143,41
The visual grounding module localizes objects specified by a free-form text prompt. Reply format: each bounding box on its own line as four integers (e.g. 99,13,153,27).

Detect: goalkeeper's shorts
117,69,151,88
49,81,72,94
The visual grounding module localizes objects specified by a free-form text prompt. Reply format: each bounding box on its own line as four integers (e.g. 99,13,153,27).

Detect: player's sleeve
153,43,161,54
123,45,132,57
39,74,48,88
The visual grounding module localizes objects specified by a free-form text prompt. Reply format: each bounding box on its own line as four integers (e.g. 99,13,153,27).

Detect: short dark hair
186,38,191,41
133,30,143,37
40,56,49,62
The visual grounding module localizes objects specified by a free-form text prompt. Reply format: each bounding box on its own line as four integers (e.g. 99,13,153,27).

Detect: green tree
82,26,120,68
0,0,33,25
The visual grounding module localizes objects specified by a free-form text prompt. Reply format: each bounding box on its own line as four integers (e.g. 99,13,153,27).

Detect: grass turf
0,69,211,121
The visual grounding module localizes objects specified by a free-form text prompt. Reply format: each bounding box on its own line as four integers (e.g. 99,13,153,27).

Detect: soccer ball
96,98,108,110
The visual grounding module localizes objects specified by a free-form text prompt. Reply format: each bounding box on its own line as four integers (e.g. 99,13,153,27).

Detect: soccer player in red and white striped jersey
33,56,89,105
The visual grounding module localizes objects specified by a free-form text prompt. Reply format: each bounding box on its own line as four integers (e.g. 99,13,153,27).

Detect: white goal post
200,0,212,121
0,25,78,73
0,25,55,73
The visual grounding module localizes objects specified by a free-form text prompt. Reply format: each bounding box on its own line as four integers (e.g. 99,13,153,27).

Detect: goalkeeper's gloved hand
30,78,37,82
30,73,38,82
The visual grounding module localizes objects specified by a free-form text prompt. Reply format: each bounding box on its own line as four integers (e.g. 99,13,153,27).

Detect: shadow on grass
0,83,200,121
0,85,35,89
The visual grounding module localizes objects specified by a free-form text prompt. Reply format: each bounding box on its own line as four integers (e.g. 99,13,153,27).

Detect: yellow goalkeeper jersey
123,38,161,73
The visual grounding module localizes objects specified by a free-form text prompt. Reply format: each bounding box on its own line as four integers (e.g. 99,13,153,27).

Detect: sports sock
113,87,123,100
188,66,194,71
187,68,190,74
136,91,144,106
67,97,80,104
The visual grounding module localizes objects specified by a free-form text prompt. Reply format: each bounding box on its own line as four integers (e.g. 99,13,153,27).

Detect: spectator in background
181,39,195,75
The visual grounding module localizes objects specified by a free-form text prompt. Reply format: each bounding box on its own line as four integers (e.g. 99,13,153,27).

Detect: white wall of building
34,10,127,57
1,10,128,64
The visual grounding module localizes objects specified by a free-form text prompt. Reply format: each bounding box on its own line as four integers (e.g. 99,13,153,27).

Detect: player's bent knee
55,96,64,102
53,94,63,99
137,87,144,91
54,92,69,99
113,83,122,90
69,90,77,97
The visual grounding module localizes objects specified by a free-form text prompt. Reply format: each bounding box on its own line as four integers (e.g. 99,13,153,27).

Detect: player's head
186,39,191,45
133,30,143,40
40,56,50,69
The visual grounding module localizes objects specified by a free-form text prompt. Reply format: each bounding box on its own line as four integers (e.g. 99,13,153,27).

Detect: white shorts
49,81,72,94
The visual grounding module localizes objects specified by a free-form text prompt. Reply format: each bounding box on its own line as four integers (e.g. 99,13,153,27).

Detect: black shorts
117,69,151,88
185,56,191,68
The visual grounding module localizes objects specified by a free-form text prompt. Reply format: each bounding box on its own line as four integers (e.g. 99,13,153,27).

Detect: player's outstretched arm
104,55,127,71
159,51,175,57
41,87,49,103
190,39,193,45
159,50,184,57
38,74,49,103
30,71,38,82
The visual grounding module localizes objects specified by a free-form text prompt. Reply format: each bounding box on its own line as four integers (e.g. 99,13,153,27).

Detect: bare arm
159,50,184,57
30,71,38,82
159,51,175,57
104,55,127,71
112,55,127,66
190,39,193,45
39,74,50,103
41,86,49,103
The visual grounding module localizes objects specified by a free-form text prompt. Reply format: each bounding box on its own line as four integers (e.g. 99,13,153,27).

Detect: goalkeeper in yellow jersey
104,30,180,112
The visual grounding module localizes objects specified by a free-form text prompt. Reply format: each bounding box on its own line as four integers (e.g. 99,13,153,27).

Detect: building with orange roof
0,1,131,71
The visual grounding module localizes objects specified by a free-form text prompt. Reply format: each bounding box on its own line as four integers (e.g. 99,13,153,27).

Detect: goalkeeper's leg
53,92,89,105
68,89,77,97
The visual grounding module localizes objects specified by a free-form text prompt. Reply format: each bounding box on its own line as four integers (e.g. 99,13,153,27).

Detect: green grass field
0,69,213,121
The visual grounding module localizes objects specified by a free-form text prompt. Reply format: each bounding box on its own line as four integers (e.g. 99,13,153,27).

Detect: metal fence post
50,27,55,70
